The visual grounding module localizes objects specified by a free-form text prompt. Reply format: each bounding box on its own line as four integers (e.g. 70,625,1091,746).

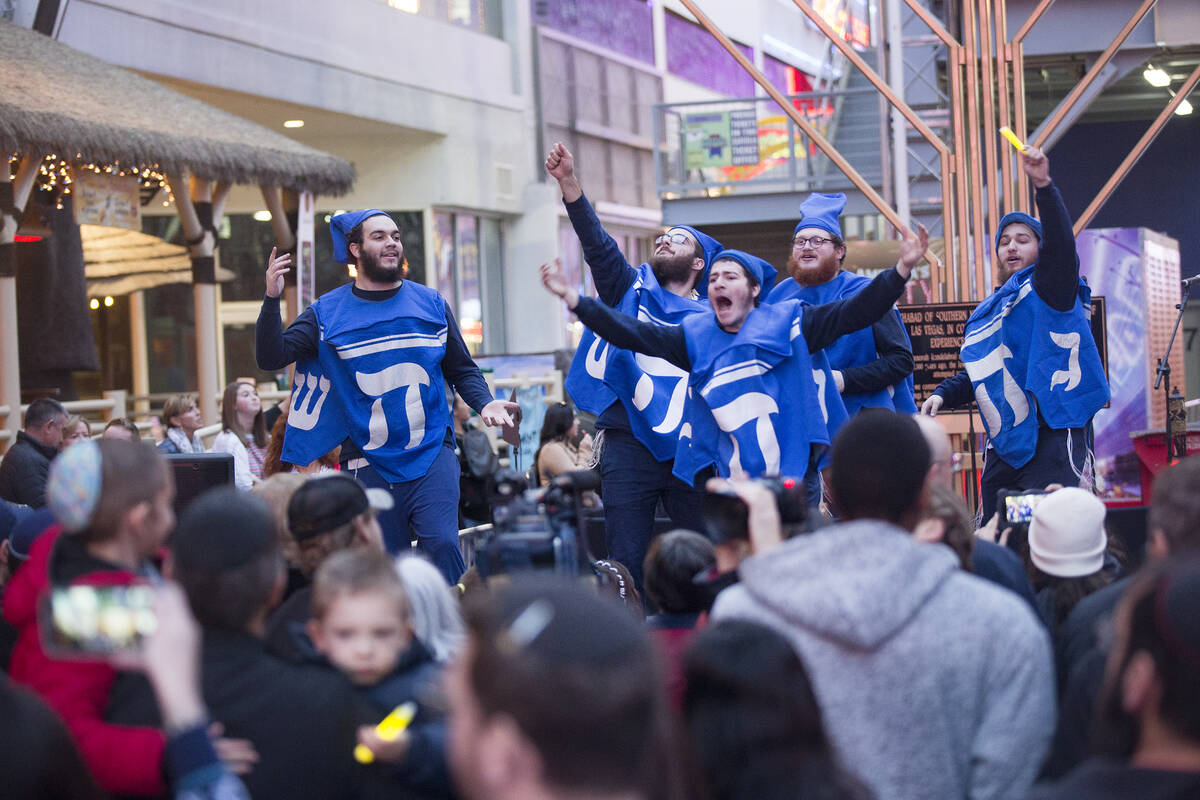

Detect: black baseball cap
287,473,393,542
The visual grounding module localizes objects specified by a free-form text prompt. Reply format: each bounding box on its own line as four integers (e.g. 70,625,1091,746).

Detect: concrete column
129,290,150,412
195,283,220,421
886,0,911,226
0,157,38,452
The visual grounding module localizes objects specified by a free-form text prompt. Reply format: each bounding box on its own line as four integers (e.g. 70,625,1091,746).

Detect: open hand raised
265,247,291,299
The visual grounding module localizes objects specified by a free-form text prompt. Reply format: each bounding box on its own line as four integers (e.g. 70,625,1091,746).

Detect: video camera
474,468,599,581
702,476,809,544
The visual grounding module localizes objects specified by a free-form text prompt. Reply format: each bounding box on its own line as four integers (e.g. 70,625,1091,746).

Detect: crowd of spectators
0,396,1197,799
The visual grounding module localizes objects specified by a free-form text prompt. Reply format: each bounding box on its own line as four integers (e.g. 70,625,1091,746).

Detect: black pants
598,428,707,589
979,425,1094,522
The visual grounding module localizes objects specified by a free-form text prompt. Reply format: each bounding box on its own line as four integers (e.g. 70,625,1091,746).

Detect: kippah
46,440,103,532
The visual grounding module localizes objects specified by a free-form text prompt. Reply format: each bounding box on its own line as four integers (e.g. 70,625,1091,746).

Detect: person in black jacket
106,488,394,800
0,397,67,507
1029,558,1200,800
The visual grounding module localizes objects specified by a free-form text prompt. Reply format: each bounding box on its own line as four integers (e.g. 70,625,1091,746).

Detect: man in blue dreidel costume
921,147,1108,523
767,192,917,416
540,226,927,490
546,142,724,587
256,211,517,583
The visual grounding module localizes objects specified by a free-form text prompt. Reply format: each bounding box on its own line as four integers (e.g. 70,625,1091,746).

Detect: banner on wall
296,192,316,308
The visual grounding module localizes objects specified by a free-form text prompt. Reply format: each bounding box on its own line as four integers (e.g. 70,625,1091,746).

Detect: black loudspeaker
581,513,677,562
165,453,234,516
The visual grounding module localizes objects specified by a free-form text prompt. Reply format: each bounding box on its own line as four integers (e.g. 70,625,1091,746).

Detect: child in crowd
3,439,176,796
643,530,716,708
308,548,454,798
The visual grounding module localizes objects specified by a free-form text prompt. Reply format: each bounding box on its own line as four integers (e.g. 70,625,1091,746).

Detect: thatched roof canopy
0,20,355,195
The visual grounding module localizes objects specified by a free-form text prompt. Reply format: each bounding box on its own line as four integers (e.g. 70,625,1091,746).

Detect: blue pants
599,428,707,590
979,425,1094,523
349,446,466,584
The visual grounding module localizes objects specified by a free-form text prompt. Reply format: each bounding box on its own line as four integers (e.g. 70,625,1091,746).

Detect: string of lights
7,153,177,208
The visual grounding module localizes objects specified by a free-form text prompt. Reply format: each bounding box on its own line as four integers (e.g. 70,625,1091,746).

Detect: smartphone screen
1004,492,1049,525
40,585,157,657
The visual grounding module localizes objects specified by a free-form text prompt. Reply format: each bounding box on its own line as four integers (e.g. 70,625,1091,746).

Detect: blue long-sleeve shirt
572,267,909,371
563,192,653,433
934,183,1080,410
254,285,494,414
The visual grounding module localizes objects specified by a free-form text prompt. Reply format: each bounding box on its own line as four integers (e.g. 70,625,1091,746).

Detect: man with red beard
547,142,724,589
767,192,917,416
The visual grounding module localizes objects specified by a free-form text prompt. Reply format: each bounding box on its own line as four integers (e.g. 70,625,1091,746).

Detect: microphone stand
1153,279,1195,464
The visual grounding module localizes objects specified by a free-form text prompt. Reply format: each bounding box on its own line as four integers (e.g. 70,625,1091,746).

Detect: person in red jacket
4,438,175,796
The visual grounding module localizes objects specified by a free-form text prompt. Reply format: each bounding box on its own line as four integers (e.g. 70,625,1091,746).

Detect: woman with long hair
210,381,269,489
534,402,593,487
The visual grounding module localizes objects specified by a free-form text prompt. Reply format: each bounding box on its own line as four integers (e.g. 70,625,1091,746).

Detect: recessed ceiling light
283,119,305,128
253,210,273,222
1143,66,1170,87
1176,98,1193,116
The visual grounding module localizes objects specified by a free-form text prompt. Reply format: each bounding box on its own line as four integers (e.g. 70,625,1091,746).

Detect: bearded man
255,210,517,583
921,147,1108,523
546,142,723,589
767,192,917,417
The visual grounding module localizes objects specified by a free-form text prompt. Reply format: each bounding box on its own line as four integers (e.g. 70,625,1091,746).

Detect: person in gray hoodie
712,410,1055,800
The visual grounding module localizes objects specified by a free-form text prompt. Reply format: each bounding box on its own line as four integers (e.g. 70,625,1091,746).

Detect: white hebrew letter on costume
585,337,609,380
812,369,829,423
1049,331,1082,391
709,392,781,476
289,373,332,431
631,353,690,434
966,343,1028,437
355,363,432,451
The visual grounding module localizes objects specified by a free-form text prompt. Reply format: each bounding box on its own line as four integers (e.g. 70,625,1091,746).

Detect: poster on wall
73,173,140,230
684,112,732,169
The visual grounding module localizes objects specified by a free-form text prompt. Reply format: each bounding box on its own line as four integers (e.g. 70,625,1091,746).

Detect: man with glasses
545,142,723,589
768,193,918,417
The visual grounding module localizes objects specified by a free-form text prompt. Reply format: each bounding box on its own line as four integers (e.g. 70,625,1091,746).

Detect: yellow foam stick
354,701,417,764
999,126,1026,152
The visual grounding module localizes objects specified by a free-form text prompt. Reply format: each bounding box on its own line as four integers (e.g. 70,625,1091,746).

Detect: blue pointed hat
670,225,723,299
330,209,391,264
712,249,778,292
795,192,846,238
994,211,1042,252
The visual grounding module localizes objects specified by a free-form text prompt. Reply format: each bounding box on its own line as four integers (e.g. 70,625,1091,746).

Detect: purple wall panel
534,0,654,65
665,10,754,96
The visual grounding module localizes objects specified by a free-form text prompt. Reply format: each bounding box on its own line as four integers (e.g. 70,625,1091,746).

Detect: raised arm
255,247,318,369
546,142,638,306
1022,148,1079,312
541,260,690,370
837,311,914,394
802,224,925,354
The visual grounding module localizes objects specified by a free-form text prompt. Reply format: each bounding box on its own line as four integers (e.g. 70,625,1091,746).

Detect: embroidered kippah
46,439,103,532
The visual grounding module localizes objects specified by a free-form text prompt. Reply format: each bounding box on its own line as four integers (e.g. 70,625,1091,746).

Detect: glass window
432,210,498,355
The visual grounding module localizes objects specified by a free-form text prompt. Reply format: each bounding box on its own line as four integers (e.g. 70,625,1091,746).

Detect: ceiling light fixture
1175,98,1193,116
253,210,273,222
283,119,305,128
1143,66,1171,87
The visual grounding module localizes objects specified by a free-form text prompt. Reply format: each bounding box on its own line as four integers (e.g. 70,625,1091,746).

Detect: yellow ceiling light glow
1143,66,1171,87
283,119,305,128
